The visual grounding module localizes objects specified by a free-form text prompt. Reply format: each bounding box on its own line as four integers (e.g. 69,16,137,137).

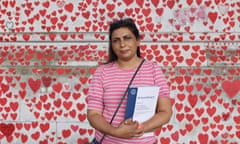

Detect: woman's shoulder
95,62,115,71
143,59,159,68
143,60,164,74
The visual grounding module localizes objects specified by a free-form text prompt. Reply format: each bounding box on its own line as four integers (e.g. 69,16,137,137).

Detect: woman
87,18,172,144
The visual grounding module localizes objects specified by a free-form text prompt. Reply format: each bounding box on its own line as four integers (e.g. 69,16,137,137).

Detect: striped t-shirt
87,60,170,144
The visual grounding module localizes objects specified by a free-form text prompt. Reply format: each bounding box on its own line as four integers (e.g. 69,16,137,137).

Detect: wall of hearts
0,0,239,143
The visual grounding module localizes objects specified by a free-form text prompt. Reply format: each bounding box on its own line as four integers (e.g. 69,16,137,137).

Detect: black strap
98,59,145,143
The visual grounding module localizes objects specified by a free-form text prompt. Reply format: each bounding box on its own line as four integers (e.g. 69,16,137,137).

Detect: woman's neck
116,57,142,70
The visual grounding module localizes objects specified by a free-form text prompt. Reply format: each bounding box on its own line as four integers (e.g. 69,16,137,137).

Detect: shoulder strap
110,59,145,123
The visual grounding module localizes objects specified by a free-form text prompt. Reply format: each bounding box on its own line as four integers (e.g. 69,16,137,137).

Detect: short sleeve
153,63,170,98
87,66,105,112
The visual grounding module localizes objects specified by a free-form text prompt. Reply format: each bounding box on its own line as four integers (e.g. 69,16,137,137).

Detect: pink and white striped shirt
87,60,170,144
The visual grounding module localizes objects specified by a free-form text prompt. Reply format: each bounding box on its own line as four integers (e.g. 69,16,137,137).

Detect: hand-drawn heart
0,123,15,137
70,125,79,132
208,12,218,24
28,78,41,93
56,0,65,7
52,82,63,93
1,83,9,93
167,0,175,9
171,131,179,142
188,94,198,108
78,113,87,122
198,133,208,144
64,3,74,12
222,80,240,98
41,76,52,87
22,34,30,41
123,0,133,6
5,21,14,30
62,129,71,138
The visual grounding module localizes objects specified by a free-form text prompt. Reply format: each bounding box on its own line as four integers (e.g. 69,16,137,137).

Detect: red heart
208,12,218,24
53,98,62,107
78,113,87,122
74,84,81,91
79,128,87,135
62,129,71,138
39,123,49,133
222,112,230,121
207,107,216,116
171,131,179,141
9,102,18,111
41,76,52,87
63,101,72,110
186,59,194,66
6,71,14,78
62,91,71,100
236,131,240,139
151,0,160,7
73,92,81,100
167,0,175,9
78,138,89,144
0,123,15,137
198,133,208,144
222,80,240,98
19,89,26,99
35,101,42,110
88,129,94,135
64,3,74,13
123,0,133,6
70,125,79,132
2,1,8,7
1,83,9,93
28,78,41,93
52,82,62,93
188,94,198,108
31,131,40,140
160,137,170,144
186,0,193,5
77,103,85,111
79,77,88,84
42,1,50,8
69,109,76,118
21,134,28,143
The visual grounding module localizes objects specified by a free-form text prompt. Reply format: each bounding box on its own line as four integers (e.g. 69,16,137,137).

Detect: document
125,86,159,136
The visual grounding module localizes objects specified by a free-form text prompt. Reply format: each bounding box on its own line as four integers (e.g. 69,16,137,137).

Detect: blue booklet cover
124,87,138,120
124,86,159,121
124,86,159,136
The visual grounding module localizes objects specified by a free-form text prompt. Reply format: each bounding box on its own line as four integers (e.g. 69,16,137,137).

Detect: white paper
132,86,159,136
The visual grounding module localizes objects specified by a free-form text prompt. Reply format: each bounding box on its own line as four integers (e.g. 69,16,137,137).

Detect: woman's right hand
114,119,144,138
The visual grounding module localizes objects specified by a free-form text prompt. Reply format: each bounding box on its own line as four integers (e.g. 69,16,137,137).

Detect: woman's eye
125,36,132,40
112,39,119,43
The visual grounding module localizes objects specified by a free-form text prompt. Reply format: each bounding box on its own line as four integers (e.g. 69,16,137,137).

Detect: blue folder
124,87,138,119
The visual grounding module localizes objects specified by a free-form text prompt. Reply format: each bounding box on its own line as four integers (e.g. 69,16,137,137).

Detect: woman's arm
87,109,117,136
87,109,144,138
141,97,172,133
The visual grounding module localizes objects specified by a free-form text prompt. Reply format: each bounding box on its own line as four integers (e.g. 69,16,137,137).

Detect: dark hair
106,18,141,63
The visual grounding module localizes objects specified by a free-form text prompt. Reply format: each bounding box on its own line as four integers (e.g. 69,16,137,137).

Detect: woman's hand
113,119,144,138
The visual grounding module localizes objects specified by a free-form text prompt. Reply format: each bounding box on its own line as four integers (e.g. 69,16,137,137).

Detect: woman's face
111,27,140,62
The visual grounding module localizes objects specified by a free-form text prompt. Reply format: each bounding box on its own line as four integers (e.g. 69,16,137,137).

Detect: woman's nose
120,40,125,47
